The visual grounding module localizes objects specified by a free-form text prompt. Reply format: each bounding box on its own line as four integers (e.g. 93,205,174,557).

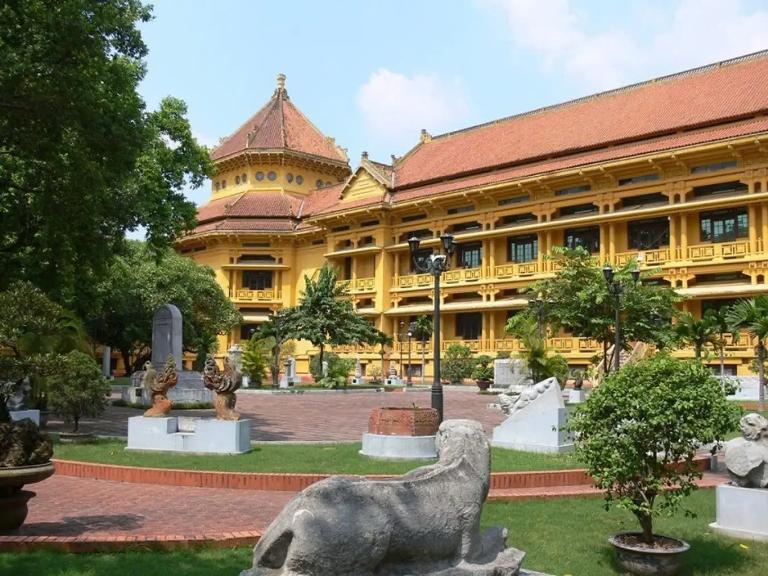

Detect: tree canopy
0,0,211,300
81,242,240,373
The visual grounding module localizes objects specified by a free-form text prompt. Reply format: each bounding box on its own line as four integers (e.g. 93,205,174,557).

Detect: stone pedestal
710,484,768,541
351,377,366,386
568,389,586,403
492,378,574,453
9,410,40,426
127,416,251,454
360,434,437,459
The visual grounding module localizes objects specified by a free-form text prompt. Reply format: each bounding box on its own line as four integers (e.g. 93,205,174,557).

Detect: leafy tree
727,296,768,408
673,311,720,361
46,351,111,432
0,0,211,300
309,353,354,388
81,242,240,373
570,354,739,546
371,330,394,380
530,247,679,374
285,264,378,370
411,315,433,385
441,344,474,384
0,281,89,416
252,310,297,388
505,311,568,384
242,337,268,388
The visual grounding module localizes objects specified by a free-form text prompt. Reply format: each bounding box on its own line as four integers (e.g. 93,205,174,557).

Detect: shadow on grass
598,535,751,576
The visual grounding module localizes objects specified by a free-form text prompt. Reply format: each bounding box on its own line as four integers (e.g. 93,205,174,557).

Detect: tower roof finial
277,73,286,91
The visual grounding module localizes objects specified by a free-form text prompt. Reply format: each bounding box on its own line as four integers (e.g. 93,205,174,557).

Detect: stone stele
241,419,549,576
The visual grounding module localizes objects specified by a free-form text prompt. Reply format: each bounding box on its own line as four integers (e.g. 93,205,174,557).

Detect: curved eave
213,148,351,177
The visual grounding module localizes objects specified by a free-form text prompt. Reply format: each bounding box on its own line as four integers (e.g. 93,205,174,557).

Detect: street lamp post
398,321,405,380
408,233,457,423
602,263,640,373
528,293,547,340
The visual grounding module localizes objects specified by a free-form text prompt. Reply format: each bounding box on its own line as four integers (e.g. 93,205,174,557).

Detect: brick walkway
46,387,506,441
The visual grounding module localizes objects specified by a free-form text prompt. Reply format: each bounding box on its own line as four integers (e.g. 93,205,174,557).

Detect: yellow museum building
176,53,768,378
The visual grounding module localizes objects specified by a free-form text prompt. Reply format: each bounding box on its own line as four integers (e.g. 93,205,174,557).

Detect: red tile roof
197,192,298,223
211,80,349,165
394,50,768,188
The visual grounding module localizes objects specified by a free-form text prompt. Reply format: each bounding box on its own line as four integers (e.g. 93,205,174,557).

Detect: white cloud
357,69,468,150
484,0,768,92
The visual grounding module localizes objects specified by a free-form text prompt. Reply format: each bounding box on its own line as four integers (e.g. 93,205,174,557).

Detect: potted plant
472,355,494,391
47,350,111,442
442,344,474,385
569,354,739,575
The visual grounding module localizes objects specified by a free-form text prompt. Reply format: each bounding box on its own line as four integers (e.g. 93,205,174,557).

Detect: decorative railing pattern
234,289,281,301
339,277,376,294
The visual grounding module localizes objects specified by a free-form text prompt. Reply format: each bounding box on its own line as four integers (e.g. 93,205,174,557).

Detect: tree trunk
422,344,426,386
603,340,610,376
73,415,79,433
633,510,655,545
120,348,132,376
318,344,325,380
694,343,702,362
719,341,726,392
271,344,280,388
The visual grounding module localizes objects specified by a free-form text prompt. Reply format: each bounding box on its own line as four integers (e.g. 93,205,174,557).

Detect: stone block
710,483,768,541
360,433,438,459
368,407,439,436
568,389,586,403
127,416,251,454
9,410,40,426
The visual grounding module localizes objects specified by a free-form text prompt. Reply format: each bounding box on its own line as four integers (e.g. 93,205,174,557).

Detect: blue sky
138,0,768,206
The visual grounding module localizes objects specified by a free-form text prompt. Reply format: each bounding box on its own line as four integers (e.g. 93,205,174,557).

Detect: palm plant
726,296,768,408
371,330,394,379
704,308,730,388
673,311,720,361
411,315,433,385
505,312,567,384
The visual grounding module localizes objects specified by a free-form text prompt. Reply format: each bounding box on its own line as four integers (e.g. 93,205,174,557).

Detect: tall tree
726,296,768,409
371,330,394,380
530,247,679,374
286,264,378,370
81,242,240,373
253,310,297,388
0,0,211,300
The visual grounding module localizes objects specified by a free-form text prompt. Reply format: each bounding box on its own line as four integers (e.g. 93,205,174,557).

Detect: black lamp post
602,263,640,372
398,321,405,379
408,233,457,422
528,293,547,340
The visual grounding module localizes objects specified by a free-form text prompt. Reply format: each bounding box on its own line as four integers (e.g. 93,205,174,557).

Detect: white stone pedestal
127,416,251,454
360,433,437,459
10,409,40,426
351,377,366,386
568,389,586,403
492,378,574,453
710,484,768,541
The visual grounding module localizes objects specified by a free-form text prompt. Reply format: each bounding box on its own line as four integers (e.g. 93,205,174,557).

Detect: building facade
177,53,768,377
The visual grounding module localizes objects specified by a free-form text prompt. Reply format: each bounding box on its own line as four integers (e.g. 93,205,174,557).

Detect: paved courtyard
47,386,507,441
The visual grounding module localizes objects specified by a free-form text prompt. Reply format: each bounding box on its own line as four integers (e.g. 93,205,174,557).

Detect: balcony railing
339,277,376,294
685,240,751,261
233,288,281,302
615,248,670,267
494,262,540,279
442,267,482,285
393,267,481,289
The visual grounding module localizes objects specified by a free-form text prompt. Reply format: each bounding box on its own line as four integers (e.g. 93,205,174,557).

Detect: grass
2,490,767,575
52,438,582,474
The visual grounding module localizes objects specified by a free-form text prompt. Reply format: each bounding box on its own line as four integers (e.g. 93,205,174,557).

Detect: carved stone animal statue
143,355,177,417
725,412,768,488
203,354,241,421
241,419,524,576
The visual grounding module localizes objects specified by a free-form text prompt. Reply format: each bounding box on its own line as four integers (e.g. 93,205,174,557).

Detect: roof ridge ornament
420,128,432,143
275,73,288,98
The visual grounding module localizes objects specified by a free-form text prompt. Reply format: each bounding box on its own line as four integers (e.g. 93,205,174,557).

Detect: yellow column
488,239,496,278
489,312,496,350
375,249,393,312
609,223,616,262
482,312,489,350
761,203,768,254
546,231,553,271
537,231,544,268
599,223,607,263
351,257,357,280
679,214,688,258
669,215,678,261
394,252,401,278
749,205,758,253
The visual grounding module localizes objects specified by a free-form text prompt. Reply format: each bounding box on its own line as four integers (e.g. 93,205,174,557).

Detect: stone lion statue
241,419,525,576
725,412,768,488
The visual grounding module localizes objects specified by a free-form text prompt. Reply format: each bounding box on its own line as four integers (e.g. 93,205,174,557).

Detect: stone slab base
9,409,40,426
567,389,586,403
360,433,437,459
709,483,768,541
127,416,251,454
491,440,574,454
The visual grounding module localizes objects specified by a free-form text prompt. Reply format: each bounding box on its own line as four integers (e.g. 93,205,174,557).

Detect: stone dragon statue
142,355,178,417
241,419,526,576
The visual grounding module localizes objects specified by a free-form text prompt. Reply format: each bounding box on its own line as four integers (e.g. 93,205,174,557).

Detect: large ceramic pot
476,379,492,391
609,533,690,576
368,407,440,436
0,462,55,531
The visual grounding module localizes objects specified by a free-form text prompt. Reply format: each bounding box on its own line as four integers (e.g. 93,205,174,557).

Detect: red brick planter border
52,455,710,493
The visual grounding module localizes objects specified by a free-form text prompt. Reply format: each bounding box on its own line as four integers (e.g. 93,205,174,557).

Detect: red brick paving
47,387,506,441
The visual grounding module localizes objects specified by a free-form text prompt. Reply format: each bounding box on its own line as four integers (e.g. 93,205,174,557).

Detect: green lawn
2,490,766,576
52,438,581,474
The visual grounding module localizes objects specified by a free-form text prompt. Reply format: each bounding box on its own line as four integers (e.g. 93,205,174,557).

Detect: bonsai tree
47,351,111,432
471,355,494,382
570,354,740,546
441,344,474,384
